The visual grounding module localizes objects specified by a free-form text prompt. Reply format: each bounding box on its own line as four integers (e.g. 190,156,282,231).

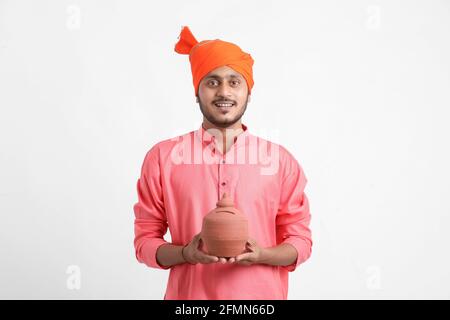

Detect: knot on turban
174,26,254,96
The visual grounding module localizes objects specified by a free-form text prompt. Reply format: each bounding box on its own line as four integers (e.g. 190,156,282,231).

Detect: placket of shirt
199,128,249,201
205,136,227,200
213,135,247,201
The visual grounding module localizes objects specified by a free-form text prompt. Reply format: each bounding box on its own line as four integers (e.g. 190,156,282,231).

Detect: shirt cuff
280,237,311,272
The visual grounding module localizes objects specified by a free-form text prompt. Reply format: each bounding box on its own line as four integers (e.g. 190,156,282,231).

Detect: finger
204,256,219,264
235,259,252,266
219,257,227,264
197,252,219,264
227,257,235,263
235,253,253,262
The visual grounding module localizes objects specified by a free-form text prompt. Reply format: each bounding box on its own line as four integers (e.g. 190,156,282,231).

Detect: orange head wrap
174,26,254,96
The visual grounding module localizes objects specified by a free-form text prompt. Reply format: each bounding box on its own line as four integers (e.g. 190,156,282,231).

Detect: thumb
243,241,254,253
193,233,201,244
198,237,206,252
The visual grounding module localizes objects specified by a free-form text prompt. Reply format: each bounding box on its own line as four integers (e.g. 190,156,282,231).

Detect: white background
1,0,449,299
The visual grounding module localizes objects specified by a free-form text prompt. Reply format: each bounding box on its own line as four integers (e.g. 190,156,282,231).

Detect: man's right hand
183,233,236,265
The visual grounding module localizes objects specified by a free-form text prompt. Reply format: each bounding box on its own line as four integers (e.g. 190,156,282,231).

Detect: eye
207,79,219,86
230,80,240,87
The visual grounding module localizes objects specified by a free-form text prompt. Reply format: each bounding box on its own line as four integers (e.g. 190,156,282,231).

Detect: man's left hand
234,239,264,266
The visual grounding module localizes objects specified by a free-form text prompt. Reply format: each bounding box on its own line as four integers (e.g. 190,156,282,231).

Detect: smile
214,102,235,107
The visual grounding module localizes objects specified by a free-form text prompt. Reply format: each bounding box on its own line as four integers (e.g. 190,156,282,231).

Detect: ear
195,96,199,103
247,94,251,103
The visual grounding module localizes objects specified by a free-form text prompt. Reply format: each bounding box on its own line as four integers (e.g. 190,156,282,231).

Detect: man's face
197,66,250,128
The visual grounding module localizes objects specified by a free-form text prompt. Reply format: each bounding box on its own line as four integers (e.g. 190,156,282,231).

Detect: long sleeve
133,146,170,270
276,149,312,272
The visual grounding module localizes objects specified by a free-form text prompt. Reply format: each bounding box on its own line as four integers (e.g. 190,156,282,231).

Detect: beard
198,96,249,128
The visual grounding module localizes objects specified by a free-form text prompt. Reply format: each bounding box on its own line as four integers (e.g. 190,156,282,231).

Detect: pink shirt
133,124,312,299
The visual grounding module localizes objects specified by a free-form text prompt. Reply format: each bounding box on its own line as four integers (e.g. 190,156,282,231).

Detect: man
133,26,312,299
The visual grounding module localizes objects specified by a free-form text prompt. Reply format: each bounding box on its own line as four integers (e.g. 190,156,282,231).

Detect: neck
202,119,243,133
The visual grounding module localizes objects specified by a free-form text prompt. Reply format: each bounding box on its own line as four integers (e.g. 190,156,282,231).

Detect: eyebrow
204,74,243,80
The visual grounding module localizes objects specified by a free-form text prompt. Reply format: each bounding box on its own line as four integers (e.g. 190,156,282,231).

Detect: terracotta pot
201,193,248,257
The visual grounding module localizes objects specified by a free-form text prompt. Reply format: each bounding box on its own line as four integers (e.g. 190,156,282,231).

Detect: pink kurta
133,124,312,299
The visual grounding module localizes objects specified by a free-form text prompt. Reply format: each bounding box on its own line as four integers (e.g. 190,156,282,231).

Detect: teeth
216,103,233,107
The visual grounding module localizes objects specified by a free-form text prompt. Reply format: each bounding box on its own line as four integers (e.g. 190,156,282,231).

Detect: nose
216,82,232,98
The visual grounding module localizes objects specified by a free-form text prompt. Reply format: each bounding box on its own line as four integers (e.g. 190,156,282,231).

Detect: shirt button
221,160,226,164
221,182,226,186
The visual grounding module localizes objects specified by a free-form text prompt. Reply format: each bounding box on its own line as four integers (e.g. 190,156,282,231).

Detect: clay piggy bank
201,193,248,257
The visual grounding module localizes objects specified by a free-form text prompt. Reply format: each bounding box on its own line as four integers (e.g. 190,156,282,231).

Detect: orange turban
174,26,254,96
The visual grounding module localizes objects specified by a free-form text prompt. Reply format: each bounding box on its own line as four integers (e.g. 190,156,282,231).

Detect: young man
133,26,312,299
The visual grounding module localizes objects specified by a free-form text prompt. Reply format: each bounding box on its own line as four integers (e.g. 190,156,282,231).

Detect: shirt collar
196,123,250,148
